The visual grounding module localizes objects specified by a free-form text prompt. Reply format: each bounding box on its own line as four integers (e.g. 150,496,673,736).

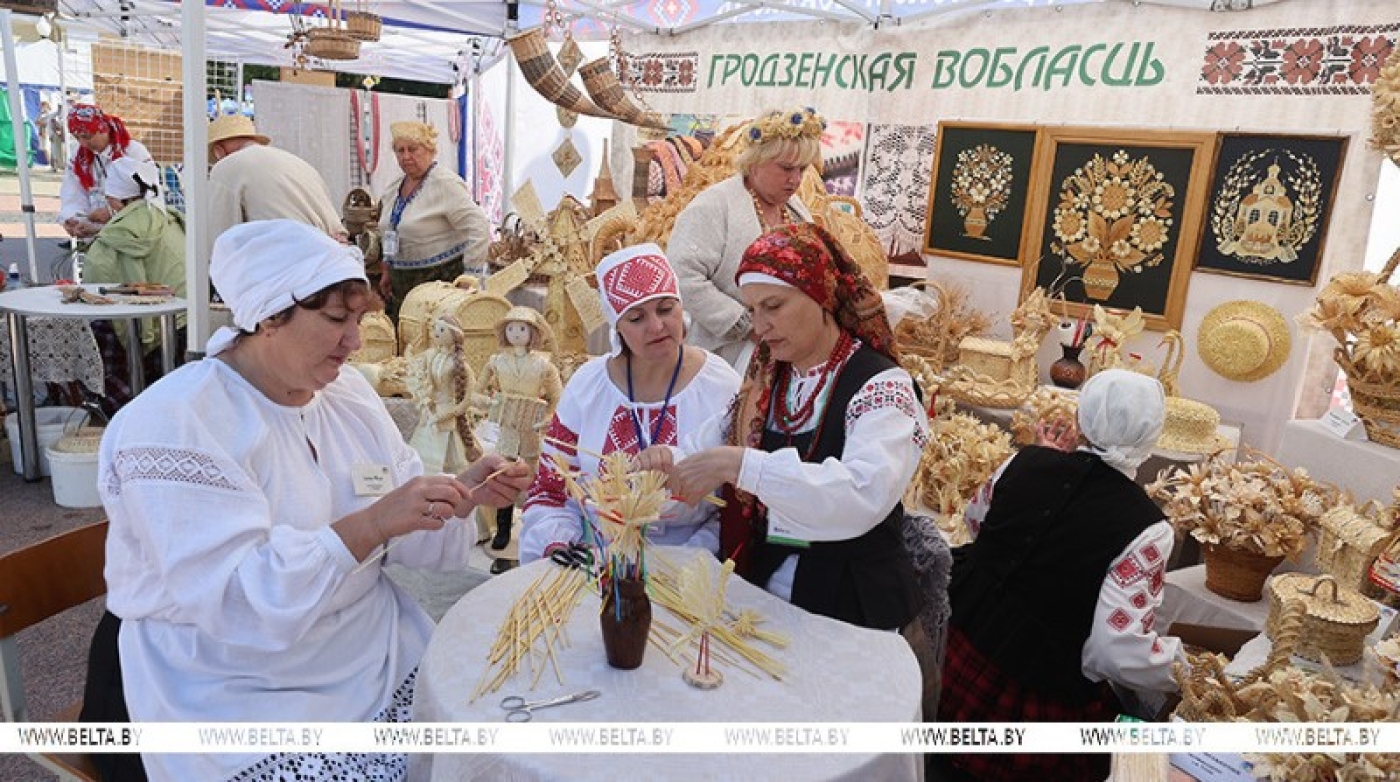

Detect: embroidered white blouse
964,452,1184,693
519,351,741,562
99,360,472,782
58,139,154,224
684,339,931,601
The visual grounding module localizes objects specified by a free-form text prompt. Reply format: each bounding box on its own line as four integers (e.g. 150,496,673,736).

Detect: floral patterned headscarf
719,223,897,572
66,104,135,191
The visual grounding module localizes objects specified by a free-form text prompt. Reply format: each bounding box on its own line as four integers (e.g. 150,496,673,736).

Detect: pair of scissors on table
550,542,595,572
500,690,601,722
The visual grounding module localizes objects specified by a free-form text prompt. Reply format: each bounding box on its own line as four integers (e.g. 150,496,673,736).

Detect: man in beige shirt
207,115,344,243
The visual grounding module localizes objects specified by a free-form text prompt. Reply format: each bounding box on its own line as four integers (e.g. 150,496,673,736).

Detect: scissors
550,543,595,572
500,689,601,722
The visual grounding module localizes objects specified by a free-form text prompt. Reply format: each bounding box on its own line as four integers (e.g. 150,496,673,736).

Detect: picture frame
923,122,1041,266
1194,133,1348,286
1021,127,1216,331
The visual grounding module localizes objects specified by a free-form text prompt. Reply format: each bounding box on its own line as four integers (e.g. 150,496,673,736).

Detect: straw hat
1156,396,1233,455
495,305,555,352
207,115,269,152
1196,300,1291,382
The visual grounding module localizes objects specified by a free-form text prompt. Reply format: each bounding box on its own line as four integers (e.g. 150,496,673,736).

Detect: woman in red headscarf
59,104,153,238
669,223,927,632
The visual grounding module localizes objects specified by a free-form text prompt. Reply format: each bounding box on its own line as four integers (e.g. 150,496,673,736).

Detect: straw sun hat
207,114,269,152
1196,300,1292,383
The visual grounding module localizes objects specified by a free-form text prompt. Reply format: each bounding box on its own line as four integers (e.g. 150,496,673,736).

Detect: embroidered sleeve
105,445,246,497
844,373,929,450
962,456,1013,540
519,415,586,562
1081,521,1183,692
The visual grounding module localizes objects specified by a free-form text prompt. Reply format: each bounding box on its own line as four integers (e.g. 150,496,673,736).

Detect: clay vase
1050,344,1088,389
962,205,989,239
600,577,652,669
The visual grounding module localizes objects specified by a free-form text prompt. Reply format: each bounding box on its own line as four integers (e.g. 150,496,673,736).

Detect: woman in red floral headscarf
59,104,153,238
669,223,927,632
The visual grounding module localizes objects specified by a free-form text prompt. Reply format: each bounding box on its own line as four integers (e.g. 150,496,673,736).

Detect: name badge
351,464,393,496
381,230,399,259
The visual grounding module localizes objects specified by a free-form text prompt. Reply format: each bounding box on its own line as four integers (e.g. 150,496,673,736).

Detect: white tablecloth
413,547,923,782
1160,565,1272,634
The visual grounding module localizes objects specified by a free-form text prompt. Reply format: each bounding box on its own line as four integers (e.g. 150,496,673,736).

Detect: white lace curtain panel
0,317,105,394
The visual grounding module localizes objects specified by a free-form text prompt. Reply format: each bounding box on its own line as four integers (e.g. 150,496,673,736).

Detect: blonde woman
667,107,823,366
408,314,481,474
377,121,493,318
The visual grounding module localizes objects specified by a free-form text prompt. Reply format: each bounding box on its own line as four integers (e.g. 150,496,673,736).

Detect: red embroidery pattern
845,378,928,448
619,51,699,93
1141,542,1162,564
1149,566,1165,597
602,404,677,456
601,253,678,315
524,417,576,510
1151,639,1163,655
1197,25,1397,95
1141,610,1156,634
1107,608,1133,633
1110,554,1146,588
1130,591,1149,610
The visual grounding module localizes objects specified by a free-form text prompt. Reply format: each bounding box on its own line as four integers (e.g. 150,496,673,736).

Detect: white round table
413,547,923,781
0,284,186,479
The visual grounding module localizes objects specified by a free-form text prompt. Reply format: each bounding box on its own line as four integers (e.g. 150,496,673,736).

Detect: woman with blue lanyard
518,244,741,563
375,121,493,319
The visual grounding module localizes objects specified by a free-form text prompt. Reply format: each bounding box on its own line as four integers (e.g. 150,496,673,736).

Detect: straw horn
508,27,618,121
577,58,669,131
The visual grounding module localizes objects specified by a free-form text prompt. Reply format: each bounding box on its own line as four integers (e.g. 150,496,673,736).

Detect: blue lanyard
389,162,435,230
625,345,683,450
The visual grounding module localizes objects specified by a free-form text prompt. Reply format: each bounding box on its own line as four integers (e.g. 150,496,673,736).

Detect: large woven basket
1266,573,1379,665
1202,543,1283,602
345,11,382,42
50,426,104,455
306,28,361,61
1338,248,1400,448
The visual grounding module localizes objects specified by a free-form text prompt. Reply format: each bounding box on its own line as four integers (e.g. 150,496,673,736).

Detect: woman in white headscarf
936,369,1183,782
95,220,532,782
517,243,740,564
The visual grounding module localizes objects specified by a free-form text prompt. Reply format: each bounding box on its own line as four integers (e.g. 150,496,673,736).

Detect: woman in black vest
669,223,925,631
936,369,1183,782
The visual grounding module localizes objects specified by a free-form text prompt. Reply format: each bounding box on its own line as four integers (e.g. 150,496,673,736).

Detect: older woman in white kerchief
97,220,531,782
939,369,1183,782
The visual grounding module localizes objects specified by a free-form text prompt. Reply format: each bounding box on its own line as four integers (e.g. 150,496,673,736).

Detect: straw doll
408,313,481,474
477,306,563,552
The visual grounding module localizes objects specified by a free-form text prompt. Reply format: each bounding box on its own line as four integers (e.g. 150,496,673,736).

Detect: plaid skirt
937,626,1116,782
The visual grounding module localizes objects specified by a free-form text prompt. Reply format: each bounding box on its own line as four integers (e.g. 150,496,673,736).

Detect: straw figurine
668,557,736,689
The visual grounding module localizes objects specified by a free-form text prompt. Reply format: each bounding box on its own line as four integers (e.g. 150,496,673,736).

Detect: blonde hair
390,121,438,150
735,135,822,176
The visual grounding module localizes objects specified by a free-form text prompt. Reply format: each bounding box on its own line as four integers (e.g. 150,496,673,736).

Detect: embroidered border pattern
1198,24,1397,95
620,52,700,93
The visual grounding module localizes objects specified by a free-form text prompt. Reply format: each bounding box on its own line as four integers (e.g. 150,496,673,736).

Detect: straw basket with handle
1315,501,1398,596
345,10,382,42
1265,573,1379,665
305,27,360,60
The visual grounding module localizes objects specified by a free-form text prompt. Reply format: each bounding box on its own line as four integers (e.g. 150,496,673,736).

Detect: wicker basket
1202,543,1284,602
50,426,104,454
1337,248,1400,448
1316,503,1397,595
345,11,382,42
305,28,361,61
956,336,1013,381
1266,573,1379,665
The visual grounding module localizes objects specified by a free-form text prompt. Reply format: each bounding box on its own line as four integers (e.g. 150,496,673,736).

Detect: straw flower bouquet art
1301,248,1400,447
950,143,1014,240
1148,454,1333,601
1049,149,1176,301
551,450,670,669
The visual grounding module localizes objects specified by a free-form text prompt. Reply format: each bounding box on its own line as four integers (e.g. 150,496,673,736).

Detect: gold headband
391,121,437,148
746,107,826,146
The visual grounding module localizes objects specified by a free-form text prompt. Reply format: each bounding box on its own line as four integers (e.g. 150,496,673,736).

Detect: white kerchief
104,156,166,212
1077,368,1165,477
206,220,366,356
595,243,681,357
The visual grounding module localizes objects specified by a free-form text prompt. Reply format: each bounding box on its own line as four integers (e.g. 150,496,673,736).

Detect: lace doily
0,317,105,394
860,124,938,257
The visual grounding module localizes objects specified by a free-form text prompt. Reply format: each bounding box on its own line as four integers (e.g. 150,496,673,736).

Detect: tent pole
2,10,41,283
181,0,211,357
503,47,515,210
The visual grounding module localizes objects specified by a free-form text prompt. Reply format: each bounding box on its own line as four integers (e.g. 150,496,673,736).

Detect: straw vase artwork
1371,44,1400,167
1050,150,1176,301
1148,453,1333,602
1302,247,1400,448
950,143,1013,240
550,451,670,669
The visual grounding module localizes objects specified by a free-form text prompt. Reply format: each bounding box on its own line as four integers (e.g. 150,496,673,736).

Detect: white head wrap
206,220,367,356
104,156,165,212
736,272,795,290
594,243,682,357
1077,368,1165,477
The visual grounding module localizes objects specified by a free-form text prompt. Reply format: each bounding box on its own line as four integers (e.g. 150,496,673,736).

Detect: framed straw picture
1021,127,1215,331
923,122,1041,266
1194,133,1348,286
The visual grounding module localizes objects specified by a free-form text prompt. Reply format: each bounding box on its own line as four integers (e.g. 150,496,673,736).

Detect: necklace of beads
772,330,853,434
